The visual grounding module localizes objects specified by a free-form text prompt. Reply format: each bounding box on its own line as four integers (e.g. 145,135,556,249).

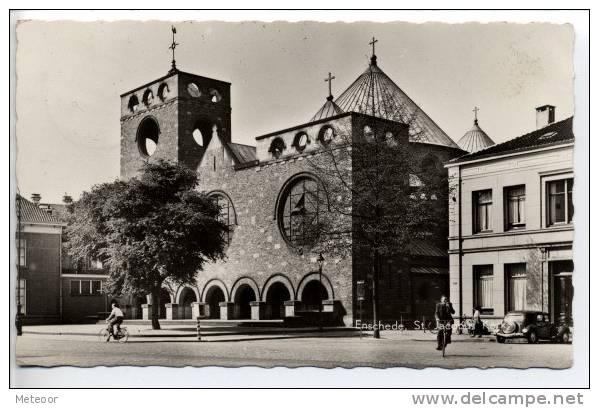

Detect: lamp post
317,253,325,332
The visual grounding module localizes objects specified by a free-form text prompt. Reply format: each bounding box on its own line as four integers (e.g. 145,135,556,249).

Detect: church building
119,36,465,326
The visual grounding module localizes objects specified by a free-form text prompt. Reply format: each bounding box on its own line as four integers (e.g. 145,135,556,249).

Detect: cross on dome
169,25,179,74
324,72,336,100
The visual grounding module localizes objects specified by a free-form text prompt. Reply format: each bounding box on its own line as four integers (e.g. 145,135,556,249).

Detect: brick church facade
119,48,465,326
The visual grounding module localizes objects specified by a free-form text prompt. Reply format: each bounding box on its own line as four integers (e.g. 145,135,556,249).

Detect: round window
269,138,286,159
278,176,323,247
128,95,140,113
143,89,154,107
319,126,335,145
209,89,222,103
158,83,170,101
385,131,397,147
187,83,201,98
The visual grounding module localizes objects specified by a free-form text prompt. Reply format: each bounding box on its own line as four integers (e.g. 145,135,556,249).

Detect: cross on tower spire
324,72,336,101
369,36,378,66
169,25,179,74
473,106,480,124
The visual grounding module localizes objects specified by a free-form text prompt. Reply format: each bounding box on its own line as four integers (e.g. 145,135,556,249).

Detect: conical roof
310,96,344,122
334,55,460,148
457,119,495,153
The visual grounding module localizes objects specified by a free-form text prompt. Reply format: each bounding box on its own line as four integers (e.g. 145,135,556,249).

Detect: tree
66,160,228,329
305,116,452,338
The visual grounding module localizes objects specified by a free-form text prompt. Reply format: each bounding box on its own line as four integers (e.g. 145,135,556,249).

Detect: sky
15,20,574,203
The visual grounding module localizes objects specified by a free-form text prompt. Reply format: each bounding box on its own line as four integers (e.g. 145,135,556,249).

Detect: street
15,330,572,369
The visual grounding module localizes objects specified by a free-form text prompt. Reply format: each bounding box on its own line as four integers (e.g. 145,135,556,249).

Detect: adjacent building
446,107,574,327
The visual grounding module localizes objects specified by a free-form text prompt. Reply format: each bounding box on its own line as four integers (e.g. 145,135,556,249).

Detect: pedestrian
434,295,455,351
472,306,483,338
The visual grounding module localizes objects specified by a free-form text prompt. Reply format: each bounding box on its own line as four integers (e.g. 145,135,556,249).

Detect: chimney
536,105,556,129
30,193,41,205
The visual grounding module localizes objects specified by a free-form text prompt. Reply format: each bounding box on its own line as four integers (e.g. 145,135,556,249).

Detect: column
284,300,301,317
142,304,152,320
250,301,267,320
219,302,234,320
165,303,179,320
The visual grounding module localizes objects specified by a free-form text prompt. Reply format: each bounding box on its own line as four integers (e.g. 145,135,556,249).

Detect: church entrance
179,288,197,319
234,284,256,319
265,282,291,319
205,286,225,319
301,280,328,312
159,288,171,319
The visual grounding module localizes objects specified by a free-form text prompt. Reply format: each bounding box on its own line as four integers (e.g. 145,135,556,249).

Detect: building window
505,185,526,230
473,190,493,233
474,265,494,314
269,138,286,159
293,132,309,152
210,192,236,245
363,125,375,142
70,280,103,296
17,279,26,315
506,263,527,311
278,176,323,247
318,126,335,145
547,178,573,226
16,238,26,267
187,83,201,98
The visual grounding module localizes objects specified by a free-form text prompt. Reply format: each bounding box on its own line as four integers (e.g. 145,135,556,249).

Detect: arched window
269,137,286,159
209,192,236,245
363,125,375,142
128,95,140,113
278,176,323,247
187,83,201,98
192,121,216,148
192,128,204,146
142,89,154,107
318,126,335,145
209,88,222,103
293,132,309,152
158,83,169,101
385,131,398,147
137,117,160,157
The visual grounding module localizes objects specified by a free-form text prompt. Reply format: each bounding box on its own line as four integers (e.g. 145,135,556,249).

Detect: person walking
472,306,483,338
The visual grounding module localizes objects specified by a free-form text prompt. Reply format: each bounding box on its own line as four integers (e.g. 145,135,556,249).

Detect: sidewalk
20,324,496,343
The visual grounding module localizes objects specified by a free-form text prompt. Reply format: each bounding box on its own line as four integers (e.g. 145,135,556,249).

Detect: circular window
128,95,140,113
143,89,154,107
385,131,397,147
209,89,222,103
363,125,375,142
293,132,309,152
318,126,335,145
158,83,169,101
137,117,160,157
269,138,286,159
209,192,236,245
278,176,323,247
187,83,201,98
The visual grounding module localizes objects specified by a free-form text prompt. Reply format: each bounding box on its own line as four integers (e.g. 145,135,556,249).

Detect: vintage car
496,311,571,344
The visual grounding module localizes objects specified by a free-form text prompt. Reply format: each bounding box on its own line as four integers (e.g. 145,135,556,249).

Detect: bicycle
438,321,452,357
423,319,438,335
98,325,129,343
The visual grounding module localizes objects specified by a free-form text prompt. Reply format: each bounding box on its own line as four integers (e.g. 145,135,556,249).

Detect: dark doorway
135,295,146,320
234,284,256,319
159,288,171,319
551,260,573,326
301,280,328,311
205,286,225,319
265,282,291,319
179,288,197,319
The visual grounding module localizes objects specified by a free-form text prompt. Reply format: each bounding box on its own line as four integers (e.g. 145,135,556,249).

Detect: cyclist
105,300,124,341
435,295,455,351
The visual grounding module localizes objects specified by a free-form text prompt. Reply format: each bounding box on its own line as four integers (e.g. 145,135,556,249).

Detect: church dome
310,96,344,122
457,119,495,153
333,54,460,149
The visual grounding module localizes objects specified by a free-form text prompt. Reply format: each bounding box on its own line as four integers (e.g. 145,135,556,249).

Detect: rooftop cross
324,72,336,100
473,106,480,124
369,36,378,56
169,25,179,74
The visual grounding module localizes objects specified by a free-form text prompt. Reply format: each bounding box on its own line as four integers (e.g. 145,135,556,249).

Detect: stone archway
265,282,292,319
233,284,257,319
300,280,329,312
205,285,226,319
178,287,198,319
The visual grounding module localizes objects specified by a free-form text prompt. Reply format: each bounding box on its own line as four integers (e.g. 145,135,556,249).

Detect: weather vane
169,25,179,74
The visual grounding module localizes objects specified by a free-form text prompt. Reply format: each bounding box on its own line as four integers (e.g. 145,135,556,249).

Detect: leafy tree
66,160,228,329
304,116,453,337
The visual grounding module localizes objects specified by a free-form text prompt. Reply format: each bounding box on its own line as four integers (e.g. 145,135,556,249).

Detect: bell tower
119,27,232,179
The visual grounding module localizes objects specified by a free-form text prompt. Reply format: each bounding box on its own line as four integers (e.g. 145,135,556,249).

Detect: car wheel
527,330,538,344
496,336,506,344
